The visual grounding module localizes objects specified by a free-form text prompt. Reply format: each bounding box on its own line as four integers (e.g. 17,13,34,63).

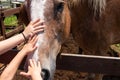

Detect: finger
34,26,44,31
20,72,30,78
29,21,34,25
32,46,37,51
38,61,41,68
28,35,32,42
28,66,32,71
29,33,34,39
28,34,36,43
32,19,40,25
33,21,45,27
31,36,38,47
30,35,37,43
33,22,41,28
32,59,37,67
29,59,34,68
34,29,44,34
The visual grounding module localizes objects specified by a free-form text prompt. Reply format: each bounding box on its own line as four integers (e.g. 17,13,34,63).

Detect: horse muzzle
41,69,50,80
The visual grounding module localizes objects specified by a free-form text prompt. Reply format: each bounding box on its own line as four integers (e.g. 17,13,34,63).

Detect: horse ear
18,4,29,26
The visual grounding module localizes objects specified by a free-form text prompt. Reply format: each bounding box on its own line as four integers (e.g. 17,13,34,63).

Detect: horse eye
54,2,64,19
56,2,64,13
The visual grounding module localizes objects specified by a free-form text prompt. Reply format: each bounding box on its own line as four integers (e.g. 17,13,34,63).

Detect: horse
19,0,71,80
68,0,120,80
19,0,120,80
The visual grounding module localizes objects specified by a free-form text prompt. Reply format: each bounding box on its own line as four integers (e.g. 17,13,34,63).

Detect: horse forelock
68,0,106,15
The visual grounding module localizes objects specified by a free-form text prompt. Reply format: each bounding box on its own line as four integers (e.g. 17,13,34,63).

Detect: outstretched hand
22,19,45,39
20,35,38,55
20,59,42,80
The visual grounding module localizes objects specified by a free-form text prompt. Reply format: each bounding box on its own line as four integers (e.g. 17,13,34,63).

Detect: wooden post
0,5,2,36
0,6,6,40
0,13,6,40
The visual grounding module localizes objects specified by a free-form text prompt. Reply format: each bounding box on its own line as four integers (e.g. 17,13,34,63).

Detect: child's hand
20,35,38,55
22,19,44,39
20,59,42,80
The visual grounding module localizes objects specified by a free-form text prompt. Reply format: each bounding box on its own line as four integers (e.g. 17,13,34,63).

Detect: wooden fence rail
2,7,20,17
0,50,120,76
57,54,120,76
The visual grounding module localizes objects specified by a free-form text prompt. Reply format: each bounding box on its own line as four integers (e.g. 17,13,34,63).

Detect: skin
0,35,39,80
20,59,42,80
0,19,45,80
0,19,44,55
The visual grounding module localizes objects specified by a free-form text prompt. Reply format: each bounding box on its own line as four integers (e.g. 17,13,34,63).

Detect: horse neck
69,0,107,20
70,2,94,21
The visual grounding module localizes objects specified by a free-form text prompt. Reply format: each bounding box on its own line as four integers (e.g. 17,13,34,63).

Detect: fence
0,7,24,41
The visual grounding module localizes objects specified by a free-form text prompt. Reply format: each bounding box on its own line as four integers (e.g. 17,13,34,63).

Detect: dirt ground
1,35,120,80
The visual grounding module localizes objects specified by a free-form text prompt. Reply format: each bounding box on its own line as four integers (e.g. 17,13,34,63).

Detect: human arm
0,19,44,55
20,59,42,80
0,35,38,80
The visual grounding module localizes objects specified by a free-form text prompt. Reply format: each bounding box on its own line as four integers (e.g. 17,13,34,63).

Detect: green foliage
4,15,18,27
115,44,120,50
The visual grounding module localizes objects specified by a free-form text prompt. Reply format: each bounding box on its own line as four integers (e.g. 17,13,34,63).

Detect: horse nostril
41,69,50,80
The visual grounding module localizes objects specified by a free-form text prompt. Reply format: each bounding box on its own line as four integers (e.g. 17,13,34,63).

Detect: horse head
19,0,71,80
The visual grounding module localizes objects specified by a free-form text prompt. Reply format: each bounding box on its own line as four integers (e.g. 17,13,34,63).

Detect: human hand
20,59,42,80
20,35,38,55
22,19,44,39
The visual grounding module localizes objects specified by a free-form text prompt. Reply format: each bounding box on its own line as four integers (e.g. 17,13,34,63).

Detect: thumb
33,46,38,51
20,72,30,78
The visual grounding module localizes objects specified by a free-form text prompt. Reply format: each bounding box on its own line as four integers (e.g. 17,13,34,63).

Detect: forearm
0,51,26,80
0,34,25,55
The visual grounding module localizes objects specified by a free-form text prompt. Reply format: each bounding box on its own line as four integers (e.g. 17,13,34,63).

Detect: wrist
22,31,30,39
32,75,42,80
19,49,28,56
21,32,28,43
31,72,42,79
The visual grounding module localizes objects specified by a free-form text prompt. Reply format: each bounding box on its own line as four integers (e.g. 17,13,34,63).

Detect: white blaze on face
30,0,46,20
29,0,47,61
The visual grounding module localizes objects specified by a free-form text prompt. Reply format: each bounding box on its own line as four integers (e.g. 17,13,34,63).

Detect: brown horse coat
69,0,120,56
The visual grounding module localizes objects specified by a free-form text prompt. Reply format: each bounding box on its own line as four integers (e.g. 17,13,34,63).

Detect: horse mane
18,4,29,26
68,0,106,17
